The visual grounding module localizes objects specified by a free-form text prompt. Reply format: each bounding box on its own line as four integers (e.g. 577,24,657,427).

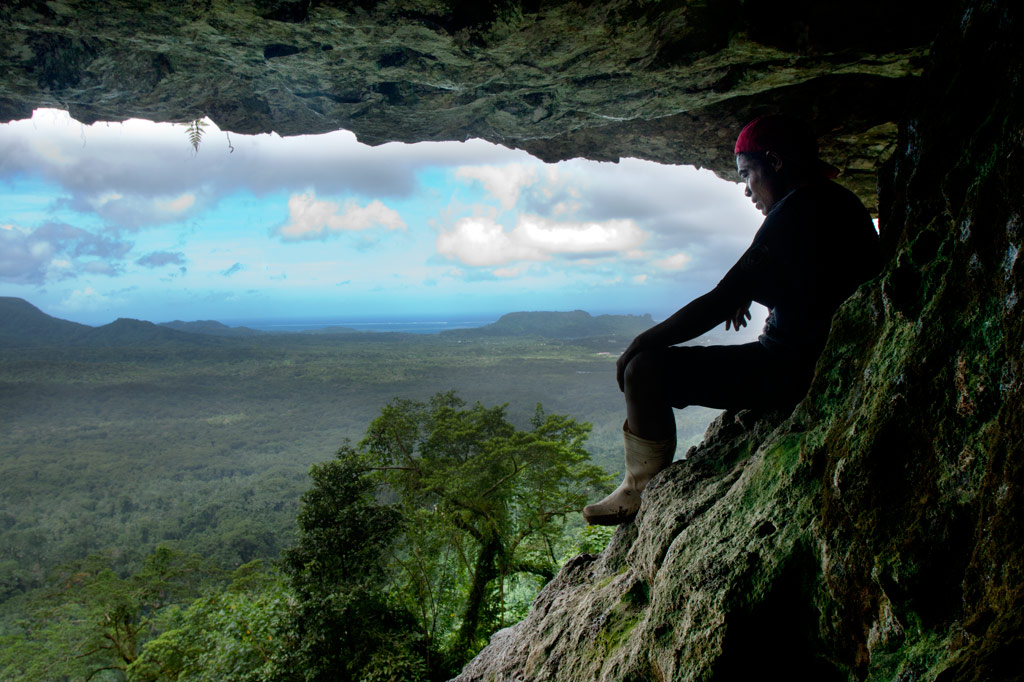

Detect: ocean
222,315,499,334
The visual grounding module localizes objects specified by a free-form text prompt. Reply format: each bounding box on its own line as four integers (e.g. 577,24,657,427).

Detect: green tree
280,451,427,682
127,561,294,682
362,392,609,667
94,393,609,682
0,546,215,681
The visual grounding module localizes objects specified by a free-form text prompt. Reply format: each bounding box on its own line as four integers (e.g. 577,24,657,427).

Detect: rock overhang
0,0,948,212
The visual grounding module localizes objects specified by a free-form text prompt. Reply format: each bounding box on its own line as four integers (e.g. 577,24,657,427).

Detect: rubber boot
582,420,676,526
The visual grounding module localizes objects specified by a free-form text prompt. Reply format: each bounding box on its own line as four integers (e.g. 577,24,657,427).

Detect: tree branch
86,665,125,681
504,561,555,581
447,512,485,543
481,456,522,498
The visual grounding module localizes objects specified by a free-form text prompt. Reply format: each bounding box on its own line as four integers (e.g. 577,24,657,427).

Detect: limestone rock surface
454,1,1024,679
0,0,946,210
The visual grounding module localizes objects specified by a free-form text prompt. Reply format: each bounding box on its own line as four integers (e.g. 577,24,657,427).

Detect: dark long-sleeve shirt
716,178,881,353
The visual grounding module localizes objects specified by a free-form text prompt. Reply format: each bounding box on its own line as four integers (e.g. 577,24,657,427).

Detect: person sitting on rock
582,114,881,526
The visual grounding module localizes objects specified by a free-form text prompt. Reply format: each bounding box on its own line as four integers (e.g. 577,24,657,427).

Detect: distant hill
1,299,657,347
0,298,224,348
160,320,264,337
161,320,364,336
0,297,93,347
86,318,225,347
442,310,653,340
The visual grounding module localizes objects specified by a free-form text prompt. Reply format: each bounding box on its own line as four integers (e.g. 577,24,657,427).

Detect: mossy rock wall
454,2,1023,680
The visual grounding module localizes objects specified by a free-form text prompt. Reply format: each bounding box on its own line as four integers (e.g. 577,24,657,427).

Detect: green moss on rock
455,2,1024,680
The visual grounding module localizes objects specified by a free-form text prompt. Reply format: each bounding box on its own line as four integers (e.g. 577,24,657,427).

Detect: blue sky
0,109,765,327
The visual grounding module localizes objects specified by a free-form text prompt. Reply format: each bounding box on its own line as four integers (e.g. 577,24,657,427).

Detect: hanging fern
186,119,207,153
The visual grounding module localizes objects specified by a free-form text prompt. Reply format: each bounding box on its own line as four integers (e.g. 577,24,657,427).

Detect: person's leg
582,419,676,525
584,343,794,526
583,347,686,525
622,343,780,440
622,349,677,441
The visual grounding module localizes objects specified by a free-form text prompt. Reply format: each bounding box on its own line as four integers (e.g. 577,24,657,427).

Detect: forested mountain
442,310,654,340
0,298,659,346
0,297,92,346
158,320,265,337
85,319,228,348
0,298,226,348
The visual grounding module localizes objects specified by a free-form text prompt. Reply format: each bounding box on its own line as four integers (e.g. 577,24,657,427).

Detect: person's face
736,153,783,216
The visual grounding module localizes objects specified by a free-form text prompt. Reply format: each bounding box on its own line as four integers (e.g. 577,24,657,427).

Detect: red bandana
735,115,840,179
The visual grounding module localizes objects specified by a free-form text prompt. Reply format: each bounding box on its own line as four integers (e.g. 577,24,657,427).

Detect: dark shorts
647,342,816,410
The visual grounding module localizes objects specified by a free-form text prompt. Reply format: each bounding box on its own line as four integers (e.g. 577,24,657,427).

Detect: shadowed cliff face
2,0,1020,680
0,0,947,211
455,1,1024,680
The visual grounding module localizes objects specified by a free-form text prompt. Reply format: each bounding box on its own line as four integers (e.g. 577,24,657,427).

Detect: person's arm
616,285,744,391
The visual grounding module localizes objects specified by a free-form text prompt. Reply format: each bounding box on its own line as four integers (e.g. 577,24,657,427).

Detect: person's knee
623,349,664,398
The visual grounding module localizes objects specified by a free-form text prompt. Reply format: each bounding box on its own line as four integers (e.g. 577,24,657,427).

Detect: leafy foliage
443,309,653,340
128,562,294,682
1,393,616,681
280,451,427,682
0,331,654,606
185,119,206,153
0,327,717,679
362,392,609,669
0,547,217,681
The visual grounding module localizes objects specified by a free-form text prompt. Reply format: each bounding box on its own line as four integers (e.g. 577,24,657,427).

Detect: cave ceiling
0,0,944,209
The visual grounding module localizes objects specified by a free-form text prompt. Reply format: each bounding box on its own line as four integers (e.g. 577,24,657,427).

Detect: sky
0,108,766,327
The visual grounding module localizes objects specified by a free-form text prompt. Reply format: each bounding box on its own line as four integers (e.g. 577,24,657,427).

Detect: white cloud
55,286,118,312
0,222,133,284
92,192,123,207
456,164,538,210
31,240,56,260
154,193,196,214
654,252,692,270
516,216,641,253
136,251,186,268
551,199,581,216
32,137,77,167
0,225,51,285
0,109,528,232
83,261,121,276
75,191,204,230
436,214,646,267
0,108,774,322
436,217,519,266
274,192,406,241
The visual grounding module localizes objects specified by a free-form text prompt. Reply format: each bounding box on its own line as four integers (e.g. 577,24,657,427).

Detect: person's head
734,115,838,215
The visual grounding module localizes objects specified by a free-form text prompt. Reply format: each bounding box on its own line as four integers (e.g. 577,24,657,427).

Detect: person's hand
725,302,751,331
